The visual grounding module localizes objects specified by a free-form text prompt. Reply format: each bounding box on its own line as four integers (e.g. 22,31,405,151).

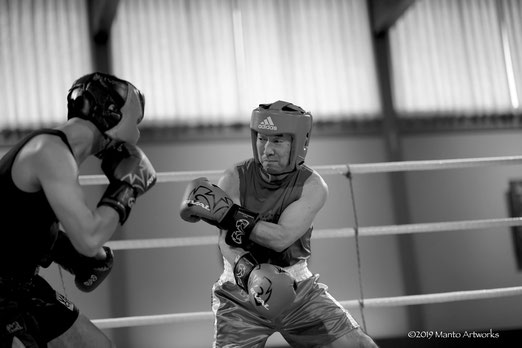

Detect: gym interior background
1,0,522,347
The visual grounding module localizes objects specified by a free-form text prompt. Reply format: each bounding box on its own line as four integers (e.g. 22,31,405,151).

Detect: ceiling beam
369,0,416,35
88,0,121,44
87,0,121,73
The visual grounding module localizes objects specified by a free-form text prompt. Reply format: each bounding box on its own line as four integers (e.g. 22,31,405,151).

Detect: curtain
111,0,380,126
0,0,92,130
5,0,518,130
501,0,522,110
389,0,522,117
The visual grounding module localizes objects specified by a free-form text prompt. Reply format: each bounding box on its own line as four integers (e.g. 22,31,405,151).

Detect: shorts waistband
220,258,312,284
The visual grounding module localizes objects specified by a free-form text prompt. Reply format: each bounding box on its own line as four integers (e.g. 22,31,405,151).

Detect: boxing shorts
211,260,360,348
0,273,79,347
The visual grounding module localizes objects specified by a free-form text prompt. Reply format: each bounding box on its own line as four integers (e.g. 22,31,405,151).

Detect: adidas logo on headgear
258,116,277,130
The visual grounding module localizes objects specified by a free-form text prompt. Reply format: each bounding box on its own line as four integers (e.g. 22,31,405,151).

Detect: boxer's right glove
234,253,297,320
51,231,114,292
179,177,258,247
98,142,157,224
233,252,259,292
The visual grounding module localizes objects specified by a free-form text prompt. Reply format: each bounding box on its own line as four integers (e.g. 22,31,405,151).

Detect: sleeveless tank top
0,129,73,278
237,158,313,267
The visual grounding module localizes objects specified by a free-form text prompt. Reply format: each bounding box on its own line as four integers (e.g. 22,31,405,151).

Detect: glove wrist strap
233,252,258,292
222,204,259,247
51,230,84,274
98,181,136,224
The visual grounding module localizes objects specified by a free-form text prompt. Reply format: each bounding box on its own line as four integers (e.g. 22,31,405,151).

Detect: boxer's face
256,133,292,174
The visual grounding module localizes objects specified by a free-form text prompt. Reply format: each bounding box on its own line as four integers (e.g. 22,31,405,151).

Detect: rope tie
346,167,367,332
58,266,68,298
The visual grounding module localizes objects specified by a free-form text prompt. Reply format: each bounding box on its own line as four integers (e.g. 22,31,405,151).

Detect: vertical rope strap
58,266,68,298
345,168,367,332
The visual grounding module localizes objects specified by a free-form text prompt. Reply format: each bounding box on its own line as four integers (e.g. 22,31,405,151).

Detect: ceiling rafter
369,0,416,35
88,0,121,44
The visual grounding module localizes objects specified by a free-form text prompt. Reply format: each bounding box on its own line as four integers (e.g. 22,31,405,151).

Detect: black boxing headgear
66,72,145,142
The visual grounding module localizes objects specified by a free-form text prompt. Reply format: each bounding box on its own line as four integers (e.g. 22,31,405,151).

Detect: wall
102,133,409,347
6,127,521,346
109,129,522,346
402,130,522,334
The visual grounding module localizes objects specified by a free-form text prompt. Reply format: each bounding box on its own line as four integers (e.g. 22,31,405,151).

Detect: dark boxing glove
98,142,157,224
233,252,259,292
180,177,258,247
51,231,114,292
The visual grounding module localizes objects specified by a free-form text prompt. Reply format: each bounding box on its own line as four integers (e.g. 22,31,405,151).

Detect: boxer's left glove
51,231,114,292
180,177,258,247
233,253,297,320
248,264,297,320
98,142,157,224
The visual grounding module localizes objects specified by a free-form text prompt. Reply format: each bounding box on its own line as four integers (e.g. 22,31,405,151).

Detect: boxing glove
233,252,259,292
247,264,297,320
180,177,258,247
74,246,114,292
98,141,156,224
51,231,114,292
233,253,297,320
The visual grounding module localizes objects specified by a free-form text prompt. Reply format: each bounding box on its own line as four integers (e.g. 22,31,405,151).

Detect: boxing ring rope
93,286,522,329
79,155,522,186
79,155,522,330
103,217,522,251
